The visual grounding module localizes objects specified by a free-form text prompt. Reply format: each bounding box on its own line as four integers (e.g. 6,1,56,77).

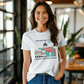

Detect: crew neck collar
34,28,49,34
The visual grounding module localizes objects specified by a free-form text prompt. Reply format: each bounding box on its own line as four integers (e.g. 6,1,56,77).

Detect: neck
36,24,48,32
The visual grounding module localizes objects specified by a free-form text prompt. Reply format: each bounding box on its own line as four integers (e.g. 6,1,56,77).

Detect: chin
38,22,47,25
39,23,46,25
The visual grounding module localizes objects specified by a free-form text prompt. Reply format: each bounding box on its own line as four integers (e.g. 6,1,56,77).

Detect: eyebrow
35,11,47,12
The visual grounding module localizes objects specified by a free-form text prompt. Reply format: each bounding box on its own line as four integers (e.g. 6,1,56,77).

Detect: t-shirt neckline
34,28,49,34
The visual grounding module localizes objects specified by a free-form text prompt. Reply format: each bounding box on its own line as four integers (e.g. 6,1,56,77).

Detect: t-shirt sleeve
21,33,30,50
58,30,67,47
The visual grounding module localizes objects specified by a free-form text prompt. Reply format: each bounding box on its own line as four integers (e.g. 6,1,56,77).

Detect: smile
38,19,45,21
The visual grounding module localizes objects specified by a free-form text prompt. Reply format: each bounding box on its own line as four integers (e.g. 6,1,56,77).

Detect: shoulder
23,28,35,37
57,29,64,41
58,29,63,37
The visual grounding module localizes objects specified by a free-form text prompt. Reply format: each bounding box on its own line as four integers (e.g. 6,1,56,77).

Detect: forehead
35,5,47,12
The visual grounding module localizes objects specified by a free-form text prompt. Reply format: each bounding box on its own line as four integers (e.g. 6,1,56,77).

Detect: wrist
59,72,64,76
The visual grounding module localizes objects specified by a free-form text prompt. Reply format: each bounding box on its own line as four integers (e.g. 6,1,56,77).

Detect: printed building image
43,42,48,48
35,42,56,58
35,49,46,57
42,47,56,57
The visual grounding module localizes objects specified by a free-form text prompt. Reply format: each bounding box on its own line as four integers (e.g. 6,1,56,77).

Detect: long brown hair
29,1,59,46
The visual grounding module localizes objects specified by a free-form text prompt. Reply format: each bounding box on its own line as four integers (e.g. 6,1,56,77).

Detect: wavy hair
29,1,59,46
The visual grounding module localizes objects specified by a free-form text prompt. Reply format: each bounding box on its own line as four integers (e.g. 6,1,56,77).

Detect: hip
28,73,61,84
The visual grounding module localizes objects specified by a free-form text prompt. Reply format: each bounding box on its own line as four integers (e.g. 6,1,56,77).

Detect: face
35,5,49,25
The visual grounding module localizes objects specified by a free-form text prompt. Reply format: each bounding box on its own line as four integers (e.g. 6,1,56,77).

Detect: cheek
35,14,39,19
45,15,49,20
45,14,48,18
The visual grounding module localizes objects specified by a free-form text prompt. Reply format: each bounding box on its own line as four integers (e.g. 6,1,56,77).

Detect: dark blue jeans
28,73,61,84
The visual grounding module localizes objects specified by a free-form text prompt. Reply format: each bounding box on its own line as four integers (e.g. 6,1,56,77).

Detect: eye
36,12,40,14
43,11,47,14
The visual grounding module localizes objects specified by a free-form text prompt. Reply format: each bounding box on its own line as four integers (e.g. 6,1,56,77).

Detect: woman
21,1,66,84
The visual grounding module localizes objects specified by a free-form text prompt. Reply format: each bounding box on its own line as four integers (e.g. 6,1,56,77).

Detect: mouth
38,19,45,21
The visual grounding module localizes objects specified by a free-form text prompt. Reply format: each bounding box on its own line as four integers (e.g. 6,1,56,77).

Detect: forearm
59,57,66,74
22,63,29,84
54,57,66,80
58,46,66,75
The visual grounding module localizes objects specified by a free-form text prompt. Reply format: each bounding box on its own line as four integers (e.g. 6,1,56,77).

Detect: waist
37,73,49,76
43,73,47,74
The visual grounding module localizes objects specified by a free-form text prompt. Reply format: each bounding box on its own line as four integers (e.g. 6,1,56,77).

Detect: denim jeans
28,73,61,84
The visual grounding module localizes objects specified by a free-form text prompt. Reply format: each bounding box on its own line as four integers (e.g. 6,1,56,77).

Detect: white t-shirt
21,28,66,82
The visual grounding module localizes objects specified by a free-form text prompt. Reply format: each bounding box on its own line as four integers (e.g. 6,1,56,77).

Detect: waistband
36,73,51,76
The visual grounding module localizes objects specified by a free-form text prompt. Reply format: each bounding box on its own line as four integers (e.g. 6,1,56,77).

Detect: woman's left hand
54,73,63,80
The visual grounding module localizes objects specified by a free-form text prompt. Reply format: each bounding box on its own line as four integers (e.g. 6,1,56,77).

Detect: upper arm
23,50,31,66
58,30,66,47
58,46,66,59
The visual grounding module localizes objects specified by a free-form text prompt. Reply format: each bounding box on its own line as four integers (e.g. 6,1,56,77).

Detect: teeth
39,19,45,20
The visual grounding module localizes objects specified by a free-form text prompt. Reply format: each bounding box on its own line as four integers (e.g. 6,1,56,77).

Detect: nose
39,13,44,18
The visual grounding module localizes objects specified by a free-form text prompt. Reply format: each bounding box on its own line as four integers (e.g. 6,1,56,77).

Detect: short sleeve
21,33,30,50
58,30,67,47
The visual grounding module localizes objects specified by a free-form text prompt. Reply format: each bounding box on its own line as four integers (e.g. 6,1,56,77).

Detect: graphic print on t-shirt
35,39,57,60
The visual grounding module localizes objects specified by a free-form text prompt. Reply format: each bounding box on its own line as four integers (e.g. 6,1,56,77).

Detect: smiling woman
21,1,66,84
